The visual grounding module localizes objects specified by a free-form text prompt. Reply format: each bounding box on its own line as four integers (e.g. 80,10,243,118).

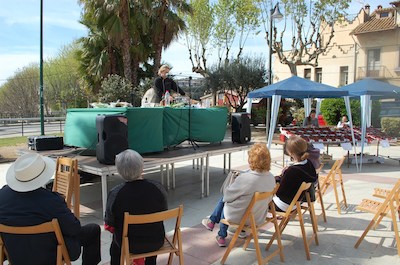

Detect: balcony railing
357,66,393,80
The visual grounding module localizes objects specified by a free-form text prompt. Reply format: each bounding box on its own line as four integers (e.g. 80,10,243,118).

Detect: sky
0,0,396,86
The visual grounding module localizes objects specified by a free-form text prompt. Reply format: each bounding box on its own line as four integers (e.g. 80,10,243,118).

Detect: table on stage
64,107,228,154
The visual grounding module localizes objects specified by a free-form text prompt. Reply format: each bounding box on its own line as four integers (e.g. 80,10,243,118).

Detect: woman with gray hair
104,149,168,265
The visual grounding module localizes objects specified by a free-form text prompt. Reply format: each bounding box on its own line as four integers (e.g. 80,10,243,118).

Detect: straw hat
6,153,56,192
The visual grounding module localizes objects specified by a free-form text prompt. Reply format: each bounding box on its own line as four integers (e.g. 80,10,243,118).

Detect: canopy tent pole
360,94,371,171
316,98,323,115
344,96,358,171
267,95,281,149
367,98,372,127
246,98,252,114
303,98,312,117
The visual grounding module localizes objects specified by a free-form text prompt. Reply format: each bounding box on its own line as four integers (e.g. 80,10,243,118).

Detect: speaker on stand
96,114,129,165
231,113,251,144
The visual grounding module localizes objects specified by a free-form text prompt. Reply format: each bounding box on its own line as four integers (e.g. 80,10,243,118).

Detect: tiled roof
351,10,398,35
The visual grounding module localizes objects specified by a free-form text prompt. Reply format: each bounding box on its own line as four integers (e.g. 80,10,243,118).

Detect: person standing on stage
154,65,185,103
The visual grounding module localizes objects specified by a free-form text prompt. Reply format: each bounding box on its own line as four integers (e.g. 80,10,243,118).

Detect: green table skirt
64,107,227,154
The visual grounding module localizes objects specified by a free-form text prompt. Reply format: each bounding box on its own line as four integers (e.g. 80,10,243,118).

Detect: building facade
273,2,400,88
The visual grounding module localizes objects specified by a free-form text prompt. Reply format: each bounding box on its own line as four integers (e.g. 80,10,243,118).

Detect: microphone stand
188,76,198,149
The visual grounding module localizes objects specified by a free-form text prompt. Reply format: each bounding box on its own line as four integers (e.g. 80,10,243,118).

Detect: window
380,12,389,18
304,68,311,80
315,68,322,83
339,66,349,87
367,48,381,77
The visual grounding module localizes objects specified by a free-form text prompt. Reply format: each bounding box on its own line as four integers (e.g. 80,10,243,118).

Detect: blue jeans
209,197,228,238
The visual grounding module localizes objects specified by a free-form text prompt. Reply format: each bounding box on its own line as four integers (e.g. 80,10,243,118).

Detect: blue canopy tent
247,76,355,163
342,79,400,170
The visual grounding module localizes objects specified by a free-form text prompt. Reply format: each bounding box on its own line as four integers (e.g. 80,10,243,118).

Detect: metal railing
0,117,65,138
357,66,393,80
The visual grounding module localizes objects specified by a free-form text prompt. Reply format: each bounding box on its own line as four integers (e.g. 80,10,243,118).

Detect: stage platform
20,141,252,214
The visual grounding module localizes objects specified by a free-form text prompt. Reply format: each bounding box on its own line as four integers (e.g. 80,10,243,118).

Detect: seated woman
105,149,168,265
337,115,350,128
274,136,318,212
201,143,276,247
303,110,319,128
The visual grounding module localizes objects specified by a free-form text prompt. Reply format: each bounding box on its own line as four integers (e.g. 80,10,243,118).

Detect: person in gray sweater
201,143,276,247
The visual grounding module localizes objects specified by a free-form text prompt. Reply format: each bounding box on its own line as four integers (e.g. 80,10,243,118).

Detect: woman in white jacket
201,143,276,247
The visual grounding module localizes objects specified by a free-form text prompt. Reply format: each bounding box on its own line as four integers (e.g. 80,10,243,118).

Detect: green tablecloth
64,107,227,154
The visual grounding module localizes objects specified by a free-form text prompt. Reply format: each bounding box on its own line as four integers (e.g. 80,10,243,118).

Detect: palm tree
151,0,192,76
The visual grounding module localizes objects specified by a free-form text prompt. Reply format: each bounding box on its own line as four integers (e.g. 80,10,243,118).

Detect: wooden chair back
318,156,347,214
53,157,80,218
266,182,319,261
315,163,324,174
355,179,400,255
220,184,284,265
312,163,327,222
120,205,184,265
0,219,71,265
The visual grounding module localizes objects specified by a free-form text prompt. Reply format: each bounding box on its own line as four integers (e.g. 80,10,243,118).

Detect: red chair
318,115,327,127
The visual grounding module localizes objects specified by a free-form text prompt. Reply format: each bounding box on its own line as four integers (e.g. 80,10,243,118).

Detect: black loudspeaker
28,136,64,151
96,114,128,165
231,113,251,144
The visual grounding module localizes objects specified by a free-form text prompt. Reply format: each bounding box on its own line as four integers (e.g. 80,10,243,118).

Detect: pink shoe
202,218,215,231
215,236,226,247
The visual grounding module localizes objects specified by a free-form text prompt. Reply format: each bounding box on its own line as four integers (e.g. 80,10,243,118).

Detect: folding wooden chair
120,205,184,265
220,185,284,265
318,156,347,214
354,180,400,255
0,219,71,265
314,163,327,222
53,157,80,218
266,182,319,260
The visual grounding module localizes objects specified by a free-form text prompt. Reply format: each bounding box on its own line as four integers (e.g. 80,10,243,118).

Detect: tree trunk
288,63,298,76
153,1,167,76
153,26,165,76
121,1,132,83
131,59,139,88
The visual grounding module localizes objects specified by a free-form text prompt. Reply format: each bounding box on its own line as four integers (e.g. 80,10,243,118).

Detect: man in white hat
0,153,101,265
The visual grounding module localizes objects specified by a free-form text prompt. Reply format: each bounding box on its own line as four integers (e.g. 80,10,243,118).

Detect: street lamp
268,3,283,86
266,3,283,138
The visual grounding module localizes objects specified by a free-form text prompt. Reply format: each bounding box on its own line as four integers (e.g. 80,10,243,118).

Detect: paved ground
0,128,400,264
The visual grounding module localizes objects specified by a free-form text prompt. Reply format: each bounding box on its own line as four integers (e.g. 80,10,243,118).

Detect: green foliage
206,55,266,111
99,74,133,103
371,100,381,128
180,0,213,75
292,108,305,125
0,64,40,117
320,98,361,126
381,117,400,137
251,107,266,125
44,43,87,111
77,0,190,86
